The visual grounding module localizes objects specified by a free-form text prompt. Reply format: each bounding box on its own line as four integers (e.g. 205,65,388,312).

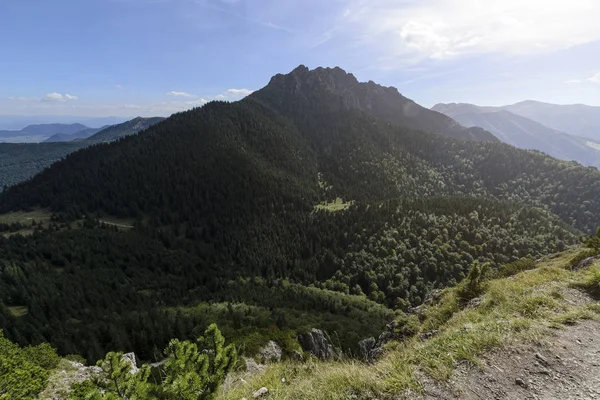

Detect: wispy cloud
5,85,252,117
8,96,39,102
43,93,78,102
564,72,600,85
588,73,600,84
9,93,78,102
69,98,211,116
195,0,296,34
225,88,253,96
166,91,197,98
332,0,600,68
214,88,253,100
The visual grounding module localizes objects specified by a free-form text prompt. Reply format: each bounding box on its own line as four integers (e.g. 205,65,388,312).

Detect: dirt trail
415,318,600,400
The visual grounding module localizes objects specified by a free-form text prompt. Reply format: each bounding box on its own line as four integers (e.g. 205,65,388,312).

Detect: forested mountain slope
87,117,165,142
0,66,598,364
432,103,600,167
3,66,600,231
44,127,103,143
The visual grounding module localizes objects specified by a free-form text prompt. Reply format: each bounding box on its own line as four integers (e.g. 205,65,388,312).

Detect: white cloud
3,87,251,117
225,88,253,96
214,88,254,100
185,98,209,107
42,92,78,102
115,84,124,89
564,72,600,85
339,0,600,67
9,93,78,102
166,91,196,98
8,96,38,102
588,73,600,84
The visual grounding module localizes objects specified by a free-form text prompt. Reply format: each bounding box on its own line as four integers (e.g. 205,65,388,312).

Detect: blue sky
1,0,599,118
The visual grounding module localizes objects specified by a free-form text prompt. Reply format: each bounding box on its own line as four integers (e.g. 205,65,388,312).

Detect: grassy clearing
218,248,600,400
0,209,53,236
314,198,354,212
8,306,29,317
0,208,52,225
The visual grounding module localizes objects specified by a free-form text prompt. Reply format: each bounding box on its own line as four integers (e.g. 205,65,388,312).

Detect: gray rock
574,257,599,271
122,352,139,374
358,337,376,361
292,350,304,361
244,358,266,375
259,340,282,363
298,329,334,360
424,289,443,305
467,296,483,308
535,352,549,366
516,377,528,388
418,330,439,341
253,387,269,398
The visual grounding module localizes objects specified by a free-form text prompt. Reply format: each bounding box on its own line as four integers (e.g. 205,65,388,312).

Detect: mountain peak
257,65,497,143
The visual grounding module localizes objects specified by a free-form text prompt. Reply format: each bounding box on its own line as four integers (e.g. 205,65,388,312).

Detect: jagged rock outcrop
258,65,498,143
362,289,446,362
298,329,335,360
574,256,599,271
122,352,139,374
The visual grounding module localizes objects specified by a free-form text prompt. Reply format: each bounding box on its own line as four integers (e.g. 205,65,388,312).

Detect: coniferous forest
1,66,599,365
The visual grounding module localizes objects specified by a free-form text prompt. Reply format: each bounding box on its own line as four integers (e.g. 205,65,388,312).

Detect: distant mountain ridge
0,117,164,189
88,117,165,142
0,116,128,131
44,127,106,143
504,100,600,142
432,102,600,168
0,123,91,143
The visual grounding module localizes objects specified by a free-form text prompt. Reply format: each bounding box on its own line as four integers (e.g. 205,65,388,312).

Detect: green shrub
22,342,61,370
64,354,87,365
576,266,600,296
568,248,599,269
456,262,490,305
0,330,54,399
498,258,536,278
71,324,237,400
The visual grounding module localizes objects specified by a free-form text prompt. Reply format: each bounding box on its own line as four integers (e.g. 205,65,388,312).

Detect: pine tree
162,324,237,400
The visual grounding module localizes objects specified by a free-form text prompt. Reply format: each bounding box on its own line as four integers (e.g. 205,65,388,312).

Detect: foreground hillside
1,65,600,373
218,247,600,399
2,246,598,399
